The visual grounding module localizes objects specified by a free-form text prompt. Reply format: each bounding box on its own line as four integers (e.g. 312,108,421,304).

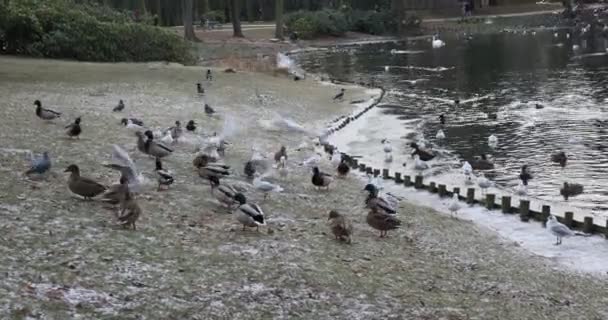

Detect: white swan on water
432,35,446,48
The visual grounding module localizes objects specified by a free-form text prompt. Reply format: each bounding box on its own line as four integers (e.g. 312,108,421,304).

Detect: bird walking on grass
206,69,213,81
155,158,174,191
448,193,461,217
65,117,82,139
209,176,238,208
34,100,61,121
367,207,401,238
333,88,345,101
117,182,141,231
233,193,266,231
312,167,333,190
64,164,107,200
25,151,51,178
337,158,350,177
113,100,125,112
328,210,353,244
364,184,398,215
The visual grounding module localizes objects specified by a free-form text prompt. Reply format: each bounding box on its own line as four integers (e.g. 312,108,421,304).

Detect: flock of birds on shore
23,72,406,243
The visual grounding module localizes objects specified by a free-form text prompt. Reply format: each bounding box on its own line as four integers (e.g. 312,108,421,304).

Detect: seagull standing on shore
478,173,492,195
447,193,461,217
414,154,429,176
547,215,574,245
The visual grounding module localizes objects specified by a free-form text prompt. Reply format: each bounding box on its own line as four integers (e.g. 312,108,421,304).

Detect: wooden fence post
541,205,551,227
351,158,358,167
501,196,511,214
394,172,403,184
453,187,460,196
366,167,373,175
486,194,495,210
359,164,366,172
404,175,412,186
583,217,594,234
415,176,423,189
429,182,437,193
519,200,530,222
373,169,380,177
466,188,475,204
564,212,573,227
438,184,447,197
382,168,389,179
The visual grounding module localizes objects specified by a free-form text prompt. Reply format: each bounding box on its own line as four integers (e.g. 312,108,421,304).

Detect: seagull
515,181,528,198
333,88,345,101
413,154,429,176
253,174,284,200
277,156,288,177
382,139,392,153
462,161,474,185
546,215,574,245
447,193,461,217
478,173,492,195
436,129,446,140
488,134,498,148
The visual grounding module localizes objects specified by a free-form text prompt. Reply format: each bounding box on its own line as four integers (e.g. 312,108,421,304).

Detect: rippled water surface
295,31,608,216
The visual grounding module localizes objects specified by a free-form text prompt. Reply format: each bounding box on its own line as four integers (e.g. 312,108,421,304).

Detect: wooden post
583,217,594,233
564,212,573,227
359,164,366,172
501,196,511,214
351,158,358,167
453,187,460,196
414,176,423,189
429,182,437,193
438,184,447,197
394,172,402,184
366,167,373,175
605,220,608,239
486,194,495,210
541,205,551,227
466,188,475,204
404,175,412,186
382,168,389,179
519,200,530,222
373,169,380,177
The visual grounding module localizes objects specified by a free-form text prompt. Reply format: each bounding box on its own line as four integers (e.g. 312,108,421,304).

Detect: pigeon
25,151,51,177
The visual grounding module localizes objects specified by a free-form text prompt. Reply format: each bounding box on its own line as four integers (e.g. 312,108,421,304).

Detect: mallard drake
113,100,125,112
551,151,567,168
367,207,401,238
244,160,256,179
209,176,238,208
34,100,61,120
155,158,174,191
197,83,205,95
100,175,129,205
363,184,397,215
410,143,435,161
198,163,230,181
519,165,532,186
560,182,583,200
65,117,82,139
144,130,173,158
337,158,350,177
204,103,215,115
253,174,283,199
186,120,196,132
328,210,353,244
193,153,218,168
64,164,107,200
118,187,141,230
274,145,287,163
470,154,494,170
547,215,574,245
333,88,345,101
233,193,265,231
25,151,51,177
312,167,333,190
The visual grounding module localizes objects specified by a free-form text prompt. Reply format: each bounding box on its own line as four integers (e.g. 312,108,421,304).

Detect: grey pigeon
25,151,51,175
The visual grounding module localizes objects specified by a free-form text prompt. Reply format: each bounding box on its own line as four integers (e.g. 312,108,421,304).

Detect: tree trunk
275,0,284,40
230,0,244,37
183,0,199,41
246,0,255,23
199,0,209,16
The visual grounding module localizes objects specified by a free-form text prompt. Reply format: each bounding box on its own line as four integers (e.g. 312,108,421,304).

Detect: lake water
294,30,608,219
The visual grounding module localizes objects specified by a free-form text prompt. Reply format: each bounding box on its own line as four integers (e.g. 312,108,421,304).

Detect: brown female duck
64,164,107,200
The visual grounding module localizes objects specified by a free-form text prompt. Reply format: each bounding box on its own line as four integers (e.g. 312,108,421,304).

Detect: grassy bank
0,57,606,319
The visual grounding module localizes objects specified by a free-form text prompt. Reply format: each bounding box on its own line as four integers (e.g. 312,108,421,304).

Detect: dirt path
0,57,606,319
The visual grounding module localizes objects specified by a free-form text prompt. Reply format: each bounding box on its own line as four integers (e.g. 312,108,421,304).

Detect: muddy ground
0,57,606,319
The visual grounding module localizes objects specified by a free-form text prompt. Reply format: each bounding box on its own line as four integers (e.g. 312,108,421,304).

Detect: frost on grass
0,57,607,319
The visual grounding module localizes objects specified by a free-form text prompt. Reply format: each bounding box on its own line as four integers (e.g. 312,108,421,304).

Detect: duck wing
239,203,265,225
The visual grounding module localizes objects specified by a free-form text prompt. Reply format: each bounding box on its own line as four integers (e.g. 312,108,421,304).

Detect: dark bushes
0,0,195,64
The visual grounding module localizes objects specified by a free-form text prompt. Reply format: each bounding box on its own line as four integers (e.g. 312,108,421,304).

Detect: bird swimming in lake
470,154,494,170
432,35,446,48
186,120,196,132
204,103,215,115
328,210,353,244
113,100,125,112
197,83,205,95
488,134,498,148
64,164,107,200
364,183,397,215
547,215,574,245
439,114,445,125
410,142,436,161
333,88,345,101
560,182,583,201
551,151,567,168
233,193,266,231
367,207,401,238
447,193,461,217
25,151,52,178
312,166,333,190
208,176,238,209
65,117,82,139
519,165,532,186
34,100,61,121
436,129,446,140
206,69,213,81
155,158,174,191
337,158,350,177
